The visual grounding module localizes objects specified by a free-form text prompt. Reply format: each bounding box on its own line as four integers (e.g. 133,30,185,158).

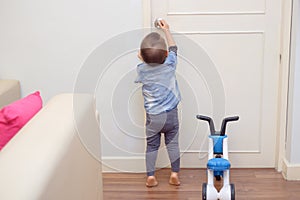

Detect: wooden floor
103,168,300,200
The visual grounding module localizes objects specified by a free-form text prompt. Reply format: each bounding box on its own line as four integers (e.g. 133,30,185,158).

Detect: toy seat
207,158,230,171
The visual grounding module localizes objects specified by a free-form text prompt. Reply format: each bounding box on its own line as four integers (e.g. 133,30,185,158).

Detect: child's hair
140,32,167,66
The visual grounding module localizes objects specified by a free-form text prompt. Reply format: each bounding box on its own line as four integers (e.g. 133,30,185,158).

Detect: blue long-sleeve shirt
135,46,181,115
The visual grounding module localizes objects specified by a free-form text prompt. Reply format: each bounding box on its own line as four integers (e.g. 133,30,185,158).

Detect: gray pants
145,107,180,176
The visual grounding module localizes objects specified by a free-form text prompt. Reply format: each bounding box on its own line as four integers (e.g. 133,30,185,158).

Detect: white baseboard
102,157,146,173
282,158,300,180
101,152,276,173
101,155,175,173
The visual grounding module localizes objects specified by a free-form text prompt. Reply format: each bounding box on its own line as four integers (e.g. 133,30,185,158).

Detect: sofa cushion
0,91,42,150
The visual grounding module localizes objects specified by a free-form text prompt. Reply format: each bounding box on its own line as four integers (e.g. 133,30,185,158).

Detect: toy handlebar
196,115,216,135
220,116,239,136
196,115,239,136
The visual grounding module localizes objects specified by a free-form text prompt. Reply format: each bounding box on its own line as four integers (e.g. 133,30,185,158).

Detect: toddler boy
135,19,181,187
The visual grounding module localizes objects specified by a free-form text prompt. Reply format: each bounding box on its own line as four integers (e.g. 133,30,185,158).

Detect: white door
151,0,282,167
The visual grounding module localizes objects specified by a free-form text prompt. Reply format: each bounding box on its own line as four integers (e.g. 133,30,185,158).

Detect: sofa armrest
0,93,102,200
0,79,20,109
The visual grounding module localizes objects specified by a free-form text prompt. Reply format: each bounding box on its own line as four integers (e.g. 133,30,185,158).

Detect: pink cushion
0,91,42,150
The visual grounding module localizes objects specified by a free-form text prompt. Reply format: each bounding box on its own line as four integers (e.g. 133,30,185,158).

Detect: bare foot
169,172,180,186
146,176,158,187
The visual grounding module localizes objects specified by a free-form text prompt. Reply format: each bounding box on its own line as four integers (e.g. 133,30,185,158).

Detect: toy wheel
202,183,207,200
230,183,235,200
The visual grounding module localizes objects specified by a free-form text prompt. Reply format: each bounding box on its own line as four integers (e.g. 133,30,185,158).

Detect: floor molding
282,158,300,180
102,157,146,173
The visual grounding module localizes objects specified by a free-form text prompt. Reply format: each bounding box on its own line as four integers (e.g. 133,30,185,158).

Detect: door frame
282,0,300,180
143,0,152,27
143,0,292,171
276,0,293,172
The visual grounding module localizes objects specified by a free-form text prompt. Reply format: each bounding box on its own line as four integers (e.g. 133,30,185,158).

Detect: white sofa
0,82,102,200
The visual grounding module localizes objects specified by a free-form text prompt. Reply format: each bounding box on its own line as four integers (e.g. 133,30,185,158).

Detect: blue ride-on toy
196,115,239,200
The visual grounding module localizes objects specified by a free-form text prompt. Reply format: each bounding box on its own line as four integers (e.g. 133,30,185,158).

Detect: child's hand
158,19,170,30
158,19,175,46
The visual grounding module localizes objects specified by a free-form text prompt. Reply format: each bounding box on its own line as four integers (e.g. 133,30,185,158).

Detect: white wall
0,0,144,169
283,0,300,180
0,0,143,102
287,0,300,164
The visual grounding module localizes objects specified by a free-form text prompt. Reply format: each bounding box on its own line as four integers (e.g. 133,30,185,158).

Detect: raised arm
158,19,176,47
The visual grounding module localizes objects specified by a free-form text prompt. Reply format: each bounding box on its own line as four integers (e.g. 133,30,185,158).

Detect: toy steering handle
220,116,239,136
196,115,216,135
196,115,239,136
